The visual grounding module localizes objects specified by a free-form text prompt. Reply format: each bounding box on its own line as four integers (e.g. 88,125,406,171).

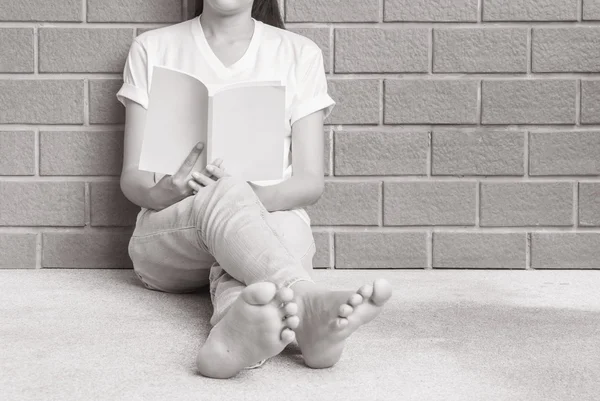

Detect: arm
119,99,206,211
250,109,325,212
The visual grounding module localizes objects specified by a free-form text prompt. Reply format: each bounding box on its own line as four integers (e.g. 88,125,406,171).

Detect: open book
139,66,286,181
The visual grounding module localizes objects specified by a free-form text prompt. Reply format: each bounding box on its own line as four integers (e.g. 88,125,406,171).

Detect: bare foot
292,279,392,369
196,282,299,379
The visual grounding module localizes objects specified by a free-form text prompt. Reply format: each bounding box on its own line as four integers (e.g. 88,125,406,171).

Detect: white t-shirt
117,16,336,226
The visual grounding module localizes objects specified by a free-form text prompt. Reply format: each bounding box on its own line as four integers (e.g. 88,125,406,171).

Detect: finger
206,165,228,179
177,142,204,176
188,179,202,193
191,171,216,186
200,158,223,179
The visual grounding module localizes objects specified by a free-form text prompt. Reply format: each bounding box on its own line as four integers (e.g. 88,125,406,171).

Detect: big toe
241,282,278,305
371,279,393,306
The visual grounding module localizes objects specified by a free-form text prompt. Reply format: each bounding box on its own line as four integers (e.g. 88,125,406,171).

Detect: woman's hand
189,160,230,193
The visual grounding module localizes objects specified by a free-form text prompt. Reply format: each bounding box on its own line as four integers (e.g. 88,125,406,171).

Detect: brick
87,0,182,22
533,28,600,72
529,131,600,176
579,183,600,226
40,131,123,176
0,234,37,269
483,0,578,21
0,80,83,124
480,183,573,226
385,80,478,124
0,0,81,21
384,0,478,21
482,80,576,125
384,182,476,226
289,28,330,72
89,80,126,124
582,80,600,124
0,131,35,176
335,28,429,73
306,182,380,226
42,232,133,268
334,131,428,176
0,29,34,73
432,130,524,176
39,28,132,73
434,28,528,73
433,233,526,269
90,182,139,227
327,80,380,125
0,182,84,226
286,0,379,22
584,0,600,20
312,232,332,268
336,232,427,268
531,233,600,268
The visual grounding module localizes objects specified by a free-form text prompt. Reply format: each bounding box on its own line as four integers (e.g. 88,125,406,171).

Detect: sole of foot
294,278,393,369
196,281,299,379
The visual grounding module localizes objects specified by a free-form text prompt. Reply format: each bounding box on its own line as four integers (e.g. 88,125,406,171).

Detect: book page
139,66,209,176
209,85,286,182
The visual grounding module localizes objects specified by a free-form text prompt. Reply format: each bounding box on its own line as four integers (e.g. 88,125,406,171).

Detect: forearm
250,174,324,212
120,169,178,211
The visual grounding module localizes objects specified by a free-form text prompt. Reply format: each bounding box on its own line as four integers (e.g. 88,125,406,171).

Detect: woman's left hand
189,159,230,194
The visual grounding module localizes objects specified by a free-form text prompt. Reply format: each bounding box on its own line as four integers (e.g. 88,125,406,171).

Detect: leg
209,210,316,326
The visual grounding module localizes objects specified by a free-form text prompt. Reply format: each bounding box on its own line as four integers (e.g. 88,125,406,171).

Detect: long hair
194,0,285,29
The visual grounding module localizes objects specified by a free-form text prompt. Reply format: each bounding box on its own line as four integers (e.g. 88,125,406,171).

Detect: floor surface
1,269,599,401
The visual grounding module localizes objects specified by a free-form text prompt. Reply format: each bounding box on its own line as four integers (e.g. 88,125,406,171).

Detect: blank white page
209,85,285,182
139,66,209,176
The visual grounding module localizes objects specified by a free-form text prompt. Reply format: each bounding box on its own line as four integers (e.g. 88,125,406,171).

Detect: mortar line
427,130,432,177
3,20,600,28
526,233,532,269
84,182,91,228
478,0,483,22
33,26,39,74
426,231,433,269
524,131,530,177
82,0,87,23
576,79,582,126
330,232,335,269
34,128,40,176
36,232,42,269
574,182,580,227
329,127,334,176
527,28,532,75
379,181,384,227
83,79,89,126
329,25,334,74
477,80,483,124
476,181,480,227
429,27,434,74
578,0,583,21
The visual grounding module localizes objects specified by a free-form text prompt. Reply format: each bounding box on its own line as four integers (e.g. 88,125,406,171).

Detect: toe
371,279,393,306
348,293,363,307
284,302,298,316
285,315,299,329
242,282,277,305
336,318,349,328
338,304,353,318
281,328,296,343
276,287,294,303
357,284,374,299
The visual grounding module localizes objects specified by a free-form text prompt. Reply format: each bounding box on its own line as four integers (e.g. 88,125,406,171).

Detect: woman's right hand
149,142,209,210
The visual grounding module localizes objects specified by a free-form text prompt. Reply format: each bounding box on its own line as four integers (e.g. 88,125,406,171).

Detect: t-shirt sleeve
290,47,336,126
116,39,150,109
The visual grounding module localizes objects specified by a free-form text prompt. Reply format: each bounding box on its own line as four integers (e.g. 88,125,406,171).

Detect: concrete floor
1,269,599,401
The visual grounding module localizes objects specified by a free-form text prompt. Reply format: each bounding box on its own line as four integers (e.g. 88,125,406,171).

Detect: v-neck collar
191,15,262,78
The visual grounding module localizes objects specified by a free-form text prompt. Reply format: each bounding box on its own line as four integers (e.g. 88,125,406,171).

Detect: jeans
128,176,315,326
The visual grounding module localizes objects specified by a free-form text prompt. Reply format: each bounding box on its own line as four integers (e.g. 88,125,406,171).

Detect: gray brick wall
1,0,599,269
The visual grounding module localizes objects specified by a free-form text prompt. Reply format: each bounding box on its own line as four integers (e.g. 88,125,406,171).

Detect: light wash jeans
128,176,316,326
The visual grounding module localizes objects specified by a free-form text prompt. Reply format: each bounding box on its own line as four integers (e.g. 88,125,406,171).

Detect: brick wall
1,0,600,269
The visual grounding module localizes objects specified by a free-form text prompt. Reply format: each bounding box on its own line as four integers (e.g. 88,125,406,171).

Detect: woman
117,0,392,379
